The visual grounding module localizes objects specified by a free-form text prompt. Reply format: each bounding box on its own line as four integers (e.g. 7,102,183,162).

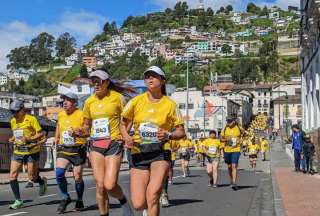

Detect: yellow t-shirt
203,138,221,158
121,92,184,154
169,140,178,161
260,140,269,152
11,114,42,155
221,126,242,153
248,144,260,155
58,109,86,148
83,90,124,141
197,140,205,153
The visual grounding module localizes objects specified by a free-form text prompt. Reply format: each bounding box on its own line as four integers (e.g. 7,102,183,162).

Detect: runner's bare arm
120,117,134,148
54,125,60,146
81,118,92,137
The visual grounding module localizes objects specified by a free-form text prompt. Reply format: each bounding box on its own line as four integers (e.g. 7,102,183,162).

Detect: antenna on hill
198,0,205,10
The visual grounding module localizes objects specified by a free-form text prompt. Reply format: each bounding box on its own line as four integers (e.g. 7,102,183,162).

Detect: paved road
0,155,273,216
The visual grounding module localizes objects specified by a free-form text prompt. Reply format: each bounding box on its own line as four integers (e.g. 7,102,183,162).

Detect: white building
170,89,240,138
0,73,8,86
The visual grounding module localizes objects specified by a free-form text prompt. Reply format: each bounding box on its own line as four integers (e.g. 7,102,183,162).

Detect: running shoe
39,177,47,196
74,200,84,212
160,193,169,207
57,197,72,214
9,200,23,210
231,184,238,191
142,209,148,216
208,179,213,187
25,180,34,188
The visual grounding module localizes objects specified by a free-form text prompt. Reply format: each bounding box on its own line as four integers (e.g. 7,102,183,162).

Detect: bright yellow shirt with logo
121,92,184,154
248,144,260,155
83,90,124,141
58,109,86,155
11,114,42,155
203,138,221,158
260,140,269,152
221,126,242,153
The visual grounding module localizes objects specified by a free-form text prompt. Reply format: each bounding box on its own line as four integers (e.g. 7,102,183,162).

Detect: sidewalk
271,137,320,216
0,163,130,184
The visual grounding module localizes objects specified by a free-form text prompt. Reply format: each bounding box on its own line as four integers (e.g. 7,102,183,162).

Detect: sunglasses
91,78,105,86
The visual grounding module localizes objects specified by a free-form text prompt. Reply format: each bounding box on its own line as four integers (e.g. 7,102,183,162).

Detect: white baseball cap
89,69,110,80
144,66,166,79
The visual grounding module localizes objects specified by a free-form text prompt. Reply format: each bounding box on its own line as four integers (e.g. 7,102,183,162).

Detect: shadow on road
22,199,60,208
80,203,121,212
217,184,230,187
186,175,201,178
172,182,193,185
0,200,32,206
169,199,203,207
236,185,256,190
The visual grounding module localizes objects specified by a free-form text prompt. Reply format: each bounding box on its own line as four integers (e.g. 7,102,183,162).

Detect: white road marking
39,193,57,198
173,175,184,179
88,186,96,190
0,212,28,216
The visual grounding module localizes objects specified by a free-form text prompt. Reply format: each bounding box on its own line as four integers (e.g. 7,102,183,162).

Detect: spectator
290,124,306,172
302,134,315,174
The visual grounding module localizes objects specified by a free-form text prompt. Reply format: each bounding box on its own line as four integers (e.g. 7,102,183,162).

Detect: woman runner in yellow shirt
82,69,134,216
248,138,260,171
8,99,47,210
178,137,192,177
260,137,269,161
203,130,221,187
120,66,185,216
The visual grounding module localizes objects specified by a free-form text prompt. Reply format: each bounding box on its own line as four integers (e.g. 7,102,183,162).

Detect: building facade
300,0,320,132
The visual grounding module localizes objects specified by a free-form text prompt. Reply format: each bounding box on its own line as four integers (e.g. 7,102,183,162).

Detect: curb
270,139,287,216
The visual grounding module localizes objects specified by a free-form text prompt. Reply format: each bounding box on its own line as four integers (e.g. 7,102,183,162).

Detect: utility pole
186,13,190,136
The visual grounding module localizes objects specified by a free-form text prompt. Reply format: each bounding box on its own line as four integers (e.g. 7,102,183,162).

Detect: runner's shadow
22,199,61,208
172,182,192,185
80,203,121,212
217,184,230,187
169,199,203,207
236,185,256,190
0,200,32,206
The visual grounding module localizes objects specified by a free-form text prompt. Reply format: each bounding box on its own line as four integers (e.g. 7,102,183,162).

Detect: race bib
62,130,75,146
16,145,29,152
139,122,159,144
14,129,24,140
92,118,110,140
181,148,187,154
208,146,217,154
229,137,237,147
249,148,256,154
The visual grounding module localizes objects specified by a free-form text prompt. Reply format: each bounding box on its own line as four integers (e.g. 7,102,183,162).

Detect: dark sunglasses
90,78,104,86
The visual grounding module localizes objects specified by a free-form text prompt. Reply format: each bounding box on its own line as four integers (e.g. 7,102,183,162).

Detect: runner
247,138,260,171
82,69,134,216
260,137,269,161
159,139,179,207
54,92,87,213
220,116,243,191
8,99,47,209
198,137,206,167
203,130,221,187
120,66,185,216
178,136,192,177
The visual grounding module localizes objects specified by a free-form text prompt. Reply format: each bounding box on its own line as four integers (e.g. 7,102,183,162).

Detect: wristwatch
167,132,173,140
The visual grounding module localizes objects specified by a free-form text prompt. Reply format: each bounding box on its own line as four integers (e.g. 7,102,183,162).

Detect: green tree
260,6,269,16
217,7,225,14
55,32,76,58
29,32,55,65
226,5,233,12
221,44,232,54
80,64,88,78
6,46,31,69
103,21,118,35
247,3,261,14
207,7,214,16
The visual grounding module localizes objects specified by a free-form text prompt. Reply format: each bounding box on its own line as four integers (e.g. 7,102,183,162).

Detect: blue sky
0,0,299,70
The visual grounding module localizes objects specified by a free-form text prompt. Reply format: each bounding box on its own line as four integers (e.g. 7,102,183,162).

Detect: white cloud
0,10,106,71
151,0,300,11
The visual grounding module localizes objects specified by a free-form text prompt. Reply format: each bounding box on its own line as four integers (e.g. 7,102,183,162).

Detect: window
188,103,194,109
264,92,267,96
258,91,261,96
179,103,186,109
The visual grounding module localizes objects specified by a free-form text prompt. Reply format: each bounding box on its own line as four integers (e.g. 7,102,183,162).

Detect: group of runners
7,65,269,216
